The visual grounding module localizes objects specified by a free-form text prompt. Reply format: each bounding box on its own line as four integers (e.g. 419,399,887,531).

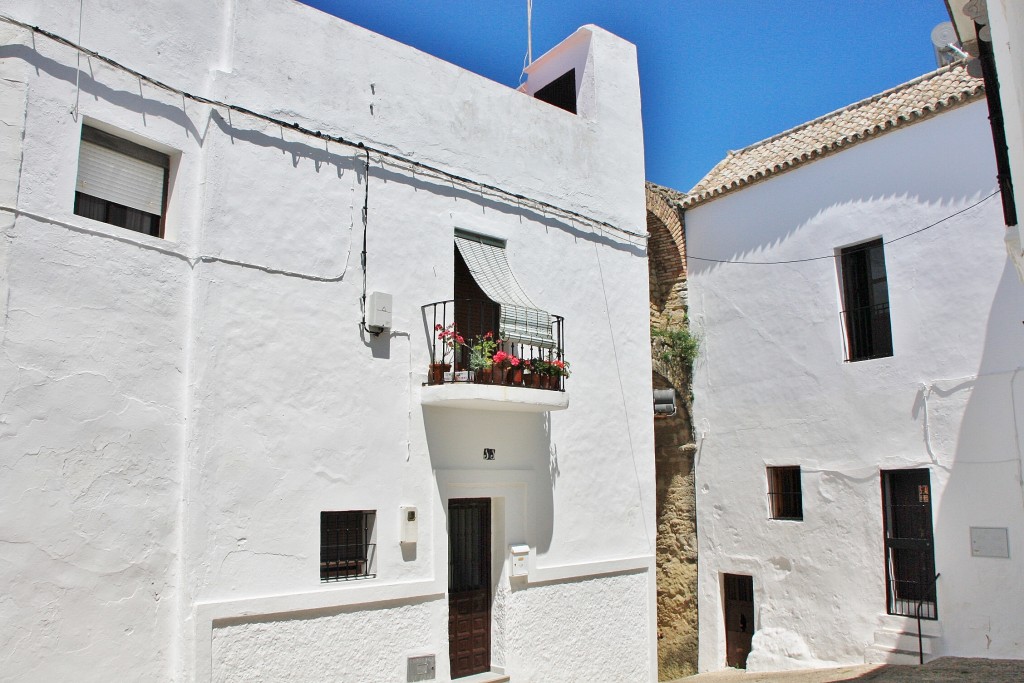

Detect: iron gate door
723,574,754,669
882,469,937,618
448,498,491,679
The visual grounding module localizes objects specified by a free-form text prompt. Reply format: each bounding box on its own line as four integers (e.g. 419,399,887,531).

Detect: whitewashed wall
0,1,655,681
686,100,1024,672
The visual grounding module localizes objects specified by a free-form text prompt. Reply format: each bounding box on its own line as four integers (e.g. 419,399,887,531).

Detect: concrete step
877,615,942,637
873,628,936,654
454,673,510,683
864,644,923,666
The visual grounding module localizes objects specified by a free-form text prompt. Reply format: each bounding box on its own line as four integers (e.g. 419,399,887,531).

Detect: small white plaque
970,527,1009,558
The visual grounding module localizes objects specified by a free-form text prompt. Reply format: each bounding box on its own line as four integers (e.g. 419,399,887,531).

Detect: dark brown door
723,574,754,668
448,498,491,679
882,469,937,618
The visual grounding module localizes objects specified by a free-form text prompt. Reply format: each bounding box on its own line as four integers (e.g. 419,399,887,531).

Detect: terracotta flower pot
506,367,523,385
429,363,451,385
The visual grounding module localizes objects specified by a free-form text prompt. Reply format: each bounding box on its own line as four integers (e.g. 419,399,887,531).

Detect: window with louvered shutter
74,126,169,238
454,230,554,348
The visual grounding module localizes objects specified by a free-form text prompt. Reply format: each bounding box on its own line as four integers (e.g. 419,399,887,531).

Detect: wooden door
448,498,491,679
882,469,937,618
723,574,754,669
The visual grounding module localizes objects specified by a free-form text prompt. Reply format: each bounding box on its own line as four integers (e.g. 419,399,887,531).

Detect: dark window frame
74,125,170,238
320,510,376,582
839,238,893,362
767,466,803,521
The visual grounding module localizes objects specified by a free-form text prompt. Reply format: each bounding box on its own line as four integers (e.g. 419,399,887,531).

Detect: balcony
421,299,569,412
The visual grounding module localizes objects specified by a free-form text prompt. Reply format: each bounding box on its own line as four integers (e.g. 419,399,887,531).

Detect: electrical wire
358,145,375,335
593,241,653,555
0,13,645,246
688,189,1001,265
71,0,83,120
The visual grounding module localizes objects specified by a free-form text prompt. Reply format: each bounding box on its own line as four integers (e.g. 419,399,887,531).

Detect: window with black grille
74,125,170,238
767,466,803,520
320,510,375,581
534,69,577,114
839,238,892,362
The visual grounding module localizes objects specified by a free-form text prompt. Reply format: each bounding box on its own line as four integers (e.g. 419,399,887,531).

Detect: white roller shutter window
76,140,166,215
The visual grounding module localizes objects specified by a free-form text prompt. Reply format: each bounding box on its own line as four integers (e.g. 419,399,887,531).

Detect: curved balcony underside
420,383,569,412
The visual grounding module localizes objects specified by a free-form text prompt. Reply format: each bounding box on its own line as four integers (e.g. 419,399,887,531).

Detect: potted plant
468,332,500,383
432,323,464,384
523,358,544,388
492,350,523,385
548,358,570,390
528,356,569,389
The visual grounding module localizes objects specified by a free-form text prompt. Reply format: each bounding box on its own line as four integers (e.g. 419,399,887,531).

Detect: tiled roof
680,61,985,208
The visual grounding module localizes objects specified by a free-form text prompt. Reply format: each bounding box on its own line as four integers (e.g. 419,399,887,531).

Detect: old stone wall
647,185,698,680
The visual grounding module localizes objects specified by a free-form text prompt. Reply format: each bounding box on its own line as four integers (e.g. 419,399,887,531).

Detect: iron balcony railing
841,301,893,361
422,299,565,391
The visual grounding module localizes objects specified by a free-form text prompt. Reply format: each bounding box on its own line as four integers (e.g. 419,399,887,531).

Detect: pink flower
493,351,508,364
484,331,493,339
435,324,443,331
509,356,520,367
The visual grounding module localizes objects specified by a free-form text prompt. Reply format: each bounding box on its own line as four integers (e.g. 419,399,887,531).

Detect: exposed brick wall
646,184,698,680
647,187,688,332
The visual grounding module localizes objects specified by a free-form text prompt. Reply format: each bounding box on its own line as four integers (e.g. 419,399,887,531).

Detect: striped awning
455,231,554,347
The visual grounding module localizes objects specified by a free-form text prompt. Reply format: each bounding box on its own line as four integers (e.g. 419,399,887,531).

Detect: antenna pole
526,0,533,65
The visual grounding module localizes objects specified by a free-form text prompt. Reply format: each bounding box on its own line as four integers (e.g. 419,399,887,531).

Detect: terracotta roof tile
679,61,984,208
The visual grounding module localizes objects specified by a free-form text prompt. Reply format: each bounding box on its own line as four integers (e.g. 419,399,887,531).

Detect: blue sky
302,1,951,192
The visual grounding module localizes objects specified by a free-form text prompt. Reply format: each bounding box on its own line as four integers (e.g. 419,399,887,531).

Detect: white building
677,63,1024,672
0,2,656,681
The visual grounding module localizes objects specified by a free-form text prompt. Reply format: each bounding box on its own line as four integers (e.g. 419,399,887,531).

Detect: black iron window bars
320,510,376,582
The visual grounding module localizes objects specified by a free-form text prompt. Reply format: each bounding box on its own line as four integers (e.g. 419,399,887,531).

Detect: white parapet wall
0,1,655,681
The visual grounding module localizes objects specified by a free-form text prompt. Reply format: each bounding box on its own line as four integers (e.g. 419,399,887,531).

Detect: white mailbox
399,506,417,544
510,544,530,577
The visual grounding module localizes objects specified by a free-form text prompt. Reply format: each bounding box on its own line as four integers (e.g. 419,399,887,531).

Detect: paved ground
671,657,1024,682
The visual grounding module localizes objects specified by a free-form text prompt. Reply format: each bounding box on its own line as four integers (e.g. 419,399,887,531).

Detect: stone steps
865,619,942,665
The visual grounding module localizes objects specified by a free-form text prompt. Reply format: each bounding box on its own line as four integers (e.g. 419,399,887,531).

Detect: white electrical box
366,291,392,331
400,505,418,544
510,544,530,577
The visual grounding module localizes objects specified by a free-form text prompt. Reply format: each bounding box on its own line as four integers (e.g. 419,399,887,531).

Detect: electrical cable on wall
0,13,645,247
688,189,1001,265
70,0,83,120
358,145,377,336
593,241,653,555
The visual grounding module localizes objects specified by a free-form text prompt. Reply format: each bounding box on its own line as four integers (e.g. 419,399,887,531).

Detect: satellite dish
931,22,958,49
931,21,962,67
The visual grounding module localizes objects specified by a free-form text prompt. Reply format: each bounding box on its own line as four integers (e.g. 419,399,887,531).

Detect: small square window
767,466,803,520
320,510,376,581
74,125,169,238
